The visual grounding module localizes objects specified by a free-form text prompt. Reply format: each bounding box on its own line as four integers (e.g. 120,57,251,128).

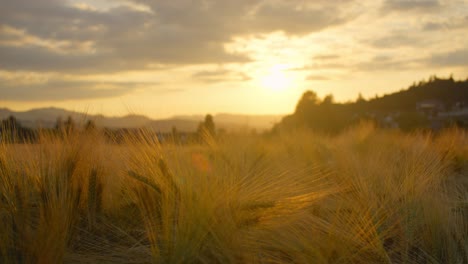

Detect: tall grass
0,124,466,263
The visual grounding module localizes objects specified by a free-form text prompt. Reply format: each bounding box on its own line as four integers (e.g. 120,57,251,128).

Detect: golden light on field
260,64,294,91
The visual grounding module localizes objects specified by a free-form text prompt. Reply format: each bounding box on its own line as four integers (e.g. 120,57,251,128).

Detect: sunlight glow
260,64,294,91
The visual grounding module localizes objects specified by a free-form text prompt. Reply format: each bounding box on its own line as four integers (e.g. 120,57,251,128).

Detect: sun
260,64,293,91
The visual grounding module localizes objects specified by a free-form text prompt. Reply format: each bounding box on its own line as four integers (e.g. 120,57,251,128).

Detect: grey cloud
192,70,233,78
306,75,330,81
0,0,356,73
0,0,250,71
192,69,251,83
287,54,344,72
292,55,418,73
381,0,441,13
368,34,422,48
428,49,468,67
250,3,350,35
311,50,468,72
423,16,468,31
423,22,446,30
0,80,154,101
0,45,118,73
0,40,249,73
352,55,423,71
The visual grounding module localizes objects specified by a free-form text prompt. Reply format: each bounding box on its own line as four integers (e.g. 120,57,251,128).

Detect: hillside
363,76,468,112
276,76,468,133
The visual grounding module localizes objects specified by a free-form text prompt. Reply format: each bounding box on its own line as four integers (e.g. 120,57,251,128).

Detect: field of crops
1,124,467,263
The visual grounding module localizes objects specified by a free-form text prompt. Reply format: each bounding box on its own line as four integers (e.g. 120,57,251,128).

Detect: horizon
0,74,468,120
1,0,468,118
1,105,286,119
2,75,466,119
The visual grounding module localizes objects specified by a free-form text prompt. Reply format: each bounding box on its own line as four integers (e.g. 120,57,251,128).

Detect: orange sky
1,0,467,118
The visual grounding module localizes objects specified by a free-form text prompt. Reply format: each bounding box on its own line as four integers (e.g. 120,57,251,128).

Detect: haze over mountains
0,107,282,132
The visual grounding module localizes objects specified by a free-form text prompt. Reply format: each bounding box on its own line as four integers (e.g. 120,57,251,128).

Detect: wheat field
1,124,467,263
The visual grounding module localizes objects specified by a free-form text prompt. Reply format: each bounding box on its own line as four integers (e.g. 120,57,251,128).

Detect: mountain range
0,107,283,132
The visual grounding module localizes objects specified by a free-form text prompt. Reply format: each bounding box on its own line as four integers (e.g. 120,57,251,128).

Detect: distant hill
168,113,282,132
0,108,283,132
148,119,201,132
275,76,468,133
0,107,152,129
362,76,468,113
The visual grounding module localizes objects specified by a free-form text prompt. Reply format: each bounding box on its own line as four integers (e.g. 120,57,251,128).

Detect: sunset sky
1,0,467,118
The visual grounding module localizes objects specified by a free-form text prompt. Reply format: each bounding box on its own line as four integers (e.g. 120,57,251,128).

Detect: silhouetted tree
197,114,216,141
2,115,21,130
171,125,179,144
55,117,64,131
1,116,36,142
64,116,75,133
85,120,97,131
322,94,334,105
275,76,468,134
204,114,215,137
356,93,366,104
295,90,320,114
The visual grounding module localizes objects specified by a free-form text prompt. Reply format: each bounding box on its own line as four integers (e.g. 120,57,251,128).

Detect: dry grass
0,124,467,263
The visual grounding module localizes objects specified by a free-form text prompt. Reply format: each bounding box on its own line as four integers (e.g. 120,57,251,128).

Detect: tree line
274,76,468,133
0,114,218,144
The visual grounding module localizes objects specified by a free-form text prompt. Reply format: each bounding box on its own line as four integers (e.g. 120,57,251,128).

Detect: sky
1,0,467,118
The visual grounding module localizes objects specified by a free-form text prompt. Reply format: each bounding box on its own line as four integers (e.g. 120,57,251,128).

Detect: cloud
0,77,157,101
427,49,468,67
0,0,250,72
381,0,441,13
0,45,114,73
0,0,356,73
306,75,330,81
288,59,349,72
295,52,432,74
249,3,351,35
0,39,249,73
368,33,421,48
422,16,468,31
423,22,446,31
352,55,423,71
192,69,251,83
